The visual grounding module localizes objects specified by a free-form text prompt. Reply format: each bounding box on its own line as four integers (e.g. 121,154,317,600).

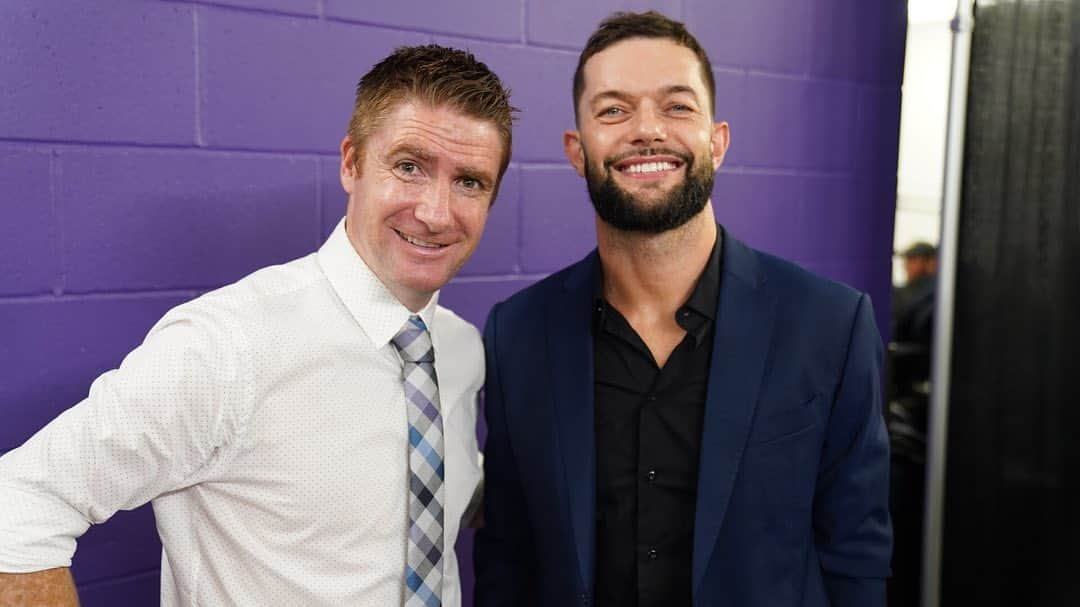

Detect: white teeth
396,230,442,248
624,161,676,174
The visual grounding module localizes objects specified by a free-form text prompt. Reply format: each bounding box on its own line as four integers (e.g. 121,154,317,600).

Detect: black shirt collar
593,226,723,347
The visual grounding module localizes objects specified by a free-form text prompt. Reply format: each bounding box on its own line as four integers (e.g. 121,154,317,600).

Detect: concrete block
739,75,856,171
200,8,426,151
802,175,896,264
713,171,804,262
519,166,596,273
0,148,57,295
58,148,319,292
325,0,519,41
856,85,903,175
685,0,809,74
0,3,195,144
527,0,680,49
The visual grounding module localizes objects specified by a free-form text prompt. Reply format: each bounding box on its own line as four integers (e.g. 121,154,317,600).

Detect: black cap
898,241,937,258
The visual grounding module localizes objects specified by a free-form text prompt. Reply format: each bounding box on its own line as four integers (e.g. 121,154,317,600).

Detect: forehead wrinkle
384,120,501,181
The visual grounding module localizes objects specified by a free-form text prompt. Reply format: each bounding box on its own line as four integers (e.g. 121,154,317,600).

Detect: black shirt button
646,469,657,482
647,394,657,402
648,548,658,560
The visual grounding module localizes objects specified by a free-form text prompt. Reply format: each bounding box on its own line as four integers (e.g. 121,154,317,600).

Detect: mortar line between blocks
193,7,206,148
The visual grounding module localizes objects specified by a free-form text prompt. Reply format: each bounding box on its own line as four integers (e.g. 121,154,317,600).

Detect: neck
596,203,717,316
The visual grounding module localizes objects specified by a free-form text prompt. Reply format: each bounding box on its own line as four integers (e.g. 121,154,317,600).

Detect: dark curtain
943,0,1080,605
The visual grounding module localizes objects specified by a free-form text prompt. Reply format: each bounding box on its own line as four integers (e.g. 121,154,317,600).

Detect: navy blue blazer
474,231,892,607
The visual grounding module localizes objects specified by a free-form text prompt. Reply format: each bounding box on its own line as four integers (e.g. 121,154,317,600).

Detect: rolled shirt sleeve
0,305,249,572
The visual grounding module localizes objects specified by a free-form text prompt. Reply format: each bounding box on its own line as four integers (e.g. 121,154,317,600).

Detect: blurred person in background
893,241,938,350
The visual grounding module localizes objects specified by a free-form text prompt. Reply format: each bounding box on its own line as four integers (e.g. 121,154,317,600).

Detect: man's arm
0,569,79,607
473,304,538,606
814,294,893,606
0,307,245,579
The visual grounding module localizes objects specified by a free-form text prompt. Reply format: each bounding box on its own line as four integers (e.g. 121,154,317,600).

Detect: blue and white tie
392,316,444,607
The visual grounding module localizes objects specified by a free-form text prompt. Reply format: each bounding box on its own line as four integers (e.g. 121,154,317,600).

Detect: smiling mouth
394,229,446,249
610,151,687,177
618,160,681,175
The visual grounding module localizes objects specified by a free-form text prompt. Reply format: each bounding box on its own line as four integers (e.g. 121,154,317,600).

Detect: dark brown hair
572,11,715,121
347,44,517,179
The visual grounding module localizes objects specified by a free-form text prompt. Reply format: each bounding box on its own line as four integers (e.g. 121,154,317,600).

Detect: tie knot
392,315,434,363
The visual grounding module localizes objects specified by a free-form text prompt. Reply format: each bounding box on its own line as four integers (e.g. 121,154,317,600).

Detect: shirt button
648,549,658,560
647,394,657,402
646,469,657,482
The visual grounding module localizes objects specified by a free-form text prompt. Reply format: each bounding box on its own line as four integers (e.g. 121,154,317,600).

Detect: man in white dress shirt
0,44,515,607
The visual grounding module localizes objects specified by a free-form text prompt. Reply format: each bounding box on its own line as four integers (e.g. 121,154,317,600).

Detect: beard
584,147,714,234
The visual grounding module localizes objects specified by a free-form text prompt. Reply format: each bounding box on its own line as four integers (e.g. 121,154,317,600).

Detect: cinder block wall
0,1,906,604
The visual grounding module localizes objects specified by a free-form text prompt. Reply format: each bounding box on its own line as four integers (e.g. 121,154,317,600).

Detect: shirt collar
682,228,722,321
592,225,723,346
317,218,439,350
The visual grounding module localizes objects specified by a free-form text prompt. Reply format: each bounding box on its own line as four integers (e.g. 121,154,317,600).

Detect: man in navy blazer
474,11,892,607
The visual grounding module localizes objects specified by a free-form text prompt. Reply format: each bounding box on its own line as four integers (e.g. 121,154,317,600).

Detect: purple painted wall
0,1,905,604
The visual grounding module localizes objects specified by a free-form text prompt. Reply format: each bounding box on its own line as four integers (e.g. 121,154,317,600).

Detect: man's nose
414,180,452,230
630,106,667,145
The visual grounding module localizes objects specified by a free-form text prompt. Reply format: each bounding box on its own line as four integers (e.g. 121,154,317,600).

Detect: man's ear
340,136,358,193
710,121,730,172
563,130,587,177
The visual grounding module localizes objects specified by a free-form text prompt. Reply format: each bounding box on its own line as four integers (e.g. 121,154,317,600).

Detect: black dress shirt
592,233,722,607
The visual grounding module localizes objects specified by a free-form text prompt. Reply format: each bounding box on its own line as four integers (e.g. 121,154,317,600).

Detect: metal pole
920,1,974,606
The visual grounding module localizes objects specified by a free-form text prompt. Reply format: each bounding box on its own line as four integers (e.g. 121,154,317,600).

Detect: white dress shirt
0,220,484,606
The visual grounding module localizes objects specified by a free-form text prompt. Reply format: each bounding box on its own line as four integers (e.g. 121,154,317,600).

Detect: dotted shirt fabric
0,219,484,607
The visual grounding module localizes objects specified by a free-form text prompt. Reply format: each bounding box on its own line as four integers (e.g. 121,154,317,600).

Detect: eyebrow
387,145,433,162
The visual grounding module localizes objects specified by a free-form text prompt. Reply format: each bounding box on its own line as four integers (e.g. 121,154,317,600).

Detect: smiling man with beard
474,11,892,607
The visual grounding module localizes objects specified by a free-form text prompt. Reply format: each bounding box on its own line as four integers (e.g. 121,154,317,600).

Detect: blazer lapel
692,234,776,594
546,251,600,591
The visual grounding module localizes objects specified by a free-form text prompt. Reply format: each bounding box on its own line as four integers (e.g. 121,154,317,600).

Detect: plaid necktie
392,315,444,607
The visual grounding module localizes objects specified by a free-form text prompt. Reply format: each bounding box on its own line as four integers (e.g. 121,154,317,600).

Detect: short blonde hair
347,44,517,180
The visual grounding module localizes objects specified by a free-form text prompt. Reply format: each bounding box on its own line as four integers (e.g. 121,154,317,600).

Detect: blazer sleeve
815,294,893,606
473,303,538,606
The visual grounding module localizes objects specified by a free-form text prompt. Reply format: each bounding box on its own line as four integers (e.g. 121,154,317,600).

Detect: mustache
602,148,693,170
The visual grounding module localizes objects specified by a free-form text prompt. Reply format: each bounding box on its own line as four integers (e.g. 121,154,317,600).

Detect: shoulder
719,228,864,317
733,241,877,358
151,253,326,344
754,249,865,312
